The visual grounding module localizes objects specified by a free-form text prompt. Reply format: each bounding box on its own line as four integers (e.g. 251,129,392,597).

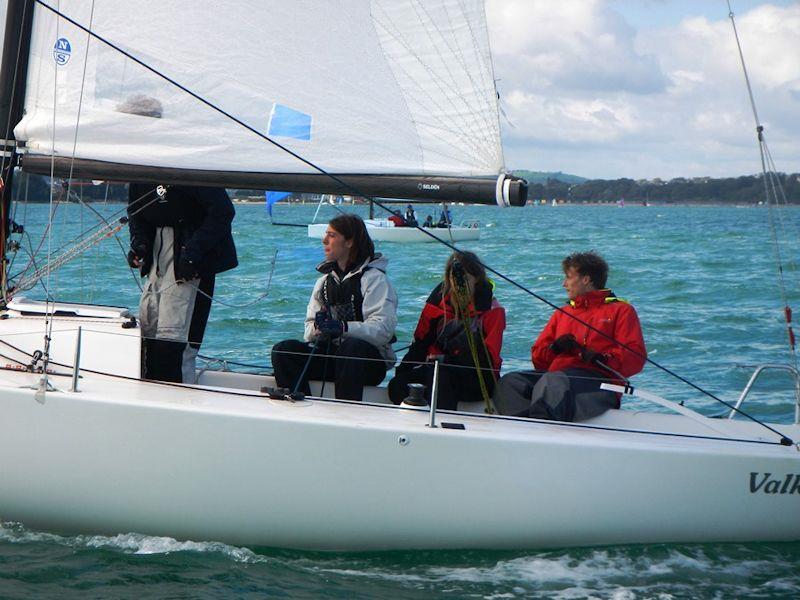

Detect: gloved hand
314,310,329,331
550,334,580,355
581,347,604,366
317,317,346,339
127,249,142,269
175,255,199,282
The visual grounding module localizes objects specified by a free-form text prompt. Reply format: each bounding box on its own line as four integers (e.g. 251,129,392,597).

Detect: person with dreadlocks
388,250,505,411
271,213,397,402
494,251,646,422
127,183,237,384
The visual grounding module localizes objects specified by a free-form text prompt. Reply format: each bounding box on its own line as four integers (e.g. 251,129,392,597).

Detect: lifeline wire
0,330,786,448
31,0,794,445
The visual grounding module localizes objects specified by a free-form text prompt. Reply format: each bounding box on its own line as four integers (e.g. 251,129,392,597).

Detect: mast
0,0,34,303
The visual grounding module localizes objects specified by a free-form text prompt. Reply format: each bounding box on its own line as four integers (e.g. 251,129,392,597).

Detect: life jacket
321,269,366,322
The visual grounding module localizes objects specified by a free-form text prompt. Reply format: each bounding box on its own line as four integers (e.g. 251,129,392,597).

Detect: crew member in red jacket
495,251,646,421
388,251,505,410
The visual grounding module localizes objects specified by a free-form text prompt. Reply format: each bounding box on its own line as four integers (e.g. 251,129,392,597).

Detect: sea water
1,202,798,598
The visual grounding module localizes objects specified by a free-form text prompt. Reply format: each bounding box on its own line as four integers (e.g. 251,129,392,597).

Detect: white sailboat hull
308,222,480,243
0,303,800,550
0,304,797,551
1,374,798,550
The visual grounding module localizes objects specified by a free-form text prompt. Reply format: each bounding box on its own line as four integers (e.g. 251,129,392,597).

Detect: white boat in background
0,0,796,552
308,219,481,243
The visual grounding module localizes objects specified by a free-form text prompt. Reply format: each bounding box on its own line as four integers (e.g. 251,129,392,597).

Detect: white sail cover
14,0,504,178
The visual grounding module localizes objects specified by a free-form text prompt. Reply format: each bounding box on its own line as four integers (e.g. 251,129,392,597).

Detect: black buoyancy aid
321,269,367,322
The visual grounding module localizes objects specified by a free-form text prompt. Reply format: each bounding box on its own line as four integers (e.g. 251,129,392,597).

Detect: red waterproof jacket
409,282,505,373
531,289,646,379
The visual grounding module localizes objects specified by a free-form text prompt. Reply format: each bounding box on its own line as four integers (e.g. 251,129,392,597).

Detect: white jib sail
14,0,504,178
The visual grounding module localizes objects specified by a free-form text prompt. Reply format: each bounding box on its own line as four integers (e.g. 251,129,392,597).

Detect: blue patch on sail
268,104,312,141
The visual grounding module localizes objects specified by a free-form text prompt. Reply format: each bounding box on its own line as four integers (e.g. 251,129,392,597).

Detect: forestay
15,1,504,181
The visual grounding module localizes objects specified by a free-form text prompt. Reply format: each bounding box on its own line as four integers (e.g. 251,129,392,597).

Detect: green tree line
523,173,800,204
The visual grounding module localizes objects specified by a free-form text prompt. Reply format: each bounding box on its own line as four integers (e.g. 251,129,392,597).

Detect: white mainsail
15,0,504,180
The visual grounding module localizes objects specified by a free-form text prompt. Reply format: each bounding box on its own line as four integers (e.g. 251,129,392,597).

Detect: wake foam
0,521,267,564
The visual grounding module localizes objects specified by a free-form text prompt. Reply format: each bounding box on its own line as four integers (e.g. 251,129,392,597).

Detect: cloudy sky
485,0,800,180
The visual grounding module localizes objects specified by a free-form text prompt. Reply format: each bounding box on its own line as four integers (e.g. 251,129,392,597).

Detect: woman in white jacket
271,214,398,401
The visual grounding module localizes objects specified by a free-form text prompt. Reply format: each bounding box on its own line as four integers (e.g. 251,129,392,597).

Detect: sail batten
15,0,510,188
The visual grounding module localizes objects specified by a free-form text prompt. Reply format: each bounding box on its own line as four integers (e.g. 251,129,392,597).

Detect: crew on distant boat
388,251,505,410
494,251,646,421
127,184,238,384
404,204,418,227
437,207,453,227
422,214,434,227
388,210,406,227
271,214,398,401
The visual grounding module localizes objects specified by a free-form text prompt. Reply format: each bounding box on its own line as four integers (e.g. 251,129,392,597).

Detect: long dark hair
442,250,489,307
328,213,375,268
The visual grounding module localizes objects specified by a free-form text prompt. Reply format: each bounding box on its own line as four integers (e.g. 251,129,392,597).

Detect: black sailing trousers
271,336,387,402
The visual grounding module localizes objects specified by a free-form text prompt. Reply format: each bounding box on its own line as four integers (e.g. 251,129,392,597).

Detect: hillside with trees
522,173,800,205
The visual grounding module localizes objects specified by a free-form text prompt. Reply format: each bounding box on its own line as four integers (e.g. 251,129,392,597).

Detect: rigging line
195,248,278,309
10,186,158,290
450,267,494,412
0,318,784,447
33,1,791,445
2,333,792,447
63,0,96,301
123,247,276,310
40,0,65,386
727,1,798,369
10,182,68,285
5,174,31,277
763,148,800,269
88,181,113,302
390,221,794,443
64,187,136,265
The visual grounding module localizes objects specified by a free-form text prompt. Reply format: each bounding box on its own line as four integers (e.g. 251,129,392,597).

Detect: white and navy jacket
304,254,398,366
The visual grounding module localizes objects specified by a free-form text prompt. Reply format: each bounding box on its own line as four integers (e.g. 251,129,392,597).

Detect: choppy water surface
2,202,799,598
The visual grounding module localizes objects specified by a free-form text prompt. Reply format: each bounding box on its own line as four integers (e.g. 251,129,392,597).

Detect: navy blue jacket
127,184,238,278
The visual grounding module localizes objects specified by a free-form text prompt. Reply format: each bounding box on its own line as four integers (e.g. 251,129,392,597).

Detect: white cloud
487,1,800,179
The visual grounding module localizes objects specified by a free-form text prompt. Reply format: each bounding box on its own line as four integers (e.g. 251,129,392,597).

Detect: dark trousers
271,337,387,401
387,362,495,411
494,368,618,422
143,274,215,383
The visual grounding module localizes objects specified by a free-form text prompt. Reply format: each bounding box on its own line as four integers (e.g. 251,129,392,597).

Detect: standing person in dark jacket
404,204,418,227
271,214,397,401
127,183,238,383
388,251,505,411
494,251,646,421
